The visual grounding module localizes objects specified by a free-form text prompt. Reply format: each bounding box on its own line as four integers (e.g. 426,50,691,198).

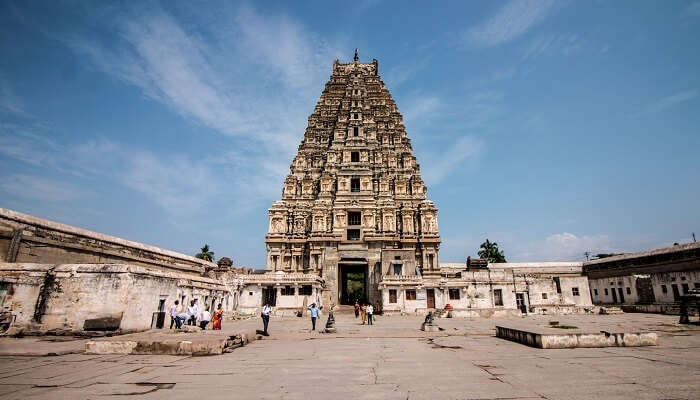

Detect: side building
584,242,700,314
0,208,240,332
380,260,593,317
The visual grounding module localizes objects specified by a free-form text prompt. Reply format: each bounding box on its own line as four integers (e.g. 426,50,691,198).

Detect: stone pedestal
420,311,439,332
324,311,337,333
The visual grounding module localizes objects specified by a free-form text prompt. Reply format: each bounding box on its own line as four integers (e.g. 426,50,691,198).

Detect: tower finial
354,48,359,62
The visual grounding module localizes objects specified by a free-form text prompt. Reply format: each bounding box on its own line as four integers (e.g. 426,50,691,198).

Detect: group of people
169,299,224,330
354,300,374,325
258,302,322,335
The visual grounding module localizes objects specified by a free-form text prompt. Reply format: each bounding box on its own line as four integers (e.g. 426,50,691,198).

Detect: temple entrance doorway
339,263,367,305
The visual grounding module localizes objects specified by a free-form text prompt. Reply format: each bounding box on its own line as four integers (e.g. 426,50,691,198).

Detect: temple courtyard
0,313,698,399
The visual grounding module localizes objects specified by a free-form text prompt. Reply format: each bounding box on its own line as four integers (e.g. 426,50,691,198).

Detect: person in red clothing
354,299,360,318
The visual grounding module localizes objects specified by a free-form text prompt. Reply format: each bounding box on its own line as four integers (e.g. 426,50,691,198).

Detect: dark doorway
426,289,435,309
636,277,655,304
155,299,166,329
262,286,277,306
617,287,625,303
672,284,681,301
340,264,367,304
516,293,527,314
611,288,618,303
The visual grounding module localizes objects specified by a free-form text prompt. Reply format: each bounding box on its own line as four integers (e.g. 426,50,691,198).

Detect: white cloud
464,0,558,48
385,57,431,87
522,34,581,60
422,136,484,185
684,1,700,17
631,89,698,118
0,78,27,116
43,5,348,217
510,232,613,261
0,174,88,202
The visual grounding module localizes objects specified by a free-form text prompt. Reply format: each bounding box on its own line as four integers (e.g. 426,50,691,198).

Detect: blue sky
1,1,699,266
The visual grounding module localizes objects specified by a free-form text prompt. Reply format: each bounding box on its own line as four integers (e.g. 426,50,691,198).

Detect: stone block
83,315,122,331
85,340,137,355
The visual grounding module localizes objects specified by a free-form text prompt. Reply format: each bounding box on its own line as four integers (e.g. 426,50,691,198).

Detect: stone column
294,285,300,308
276,285,282,308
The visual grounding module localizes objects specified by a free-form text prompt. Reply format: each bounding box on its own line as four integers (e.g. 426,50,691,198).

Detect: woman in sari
212,303,224,330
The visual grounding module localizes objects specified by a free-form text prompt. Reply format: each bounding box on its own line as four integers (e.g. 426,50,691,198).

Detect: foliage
195,244,215,262
477,239,506,263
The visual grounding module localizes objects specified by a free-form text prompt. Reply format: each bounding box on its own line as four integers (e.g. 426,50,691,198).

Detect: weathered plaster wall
0,263,232,332
589,270,700,305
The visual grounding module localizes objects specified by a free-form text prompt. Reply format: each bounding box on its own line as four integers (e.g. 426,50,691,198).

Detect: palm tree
195,244,215,262
478,239,506,263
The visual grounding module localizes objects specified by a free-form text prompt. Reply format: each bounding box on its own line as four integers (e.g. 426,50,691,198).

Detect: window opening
351,178,360,192
493,289,503,306
281,286,295,296
389,289,397,303
348,211,361,225
347,229,360,241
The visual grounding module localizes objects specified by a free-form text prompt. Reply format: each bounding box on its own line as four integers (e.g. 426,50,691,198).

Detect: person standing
192,299,200,326
367,303,374,325
169,300,179,329
354,300,360,319
361,303,367,325
308,303,320,331
261,303,272,336
187,300,197,326
212,304,223,330
199,307,211,330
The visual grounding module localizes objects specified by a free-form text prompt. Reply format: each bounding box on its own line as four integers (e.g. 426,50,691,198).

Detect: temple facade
261,54,440,310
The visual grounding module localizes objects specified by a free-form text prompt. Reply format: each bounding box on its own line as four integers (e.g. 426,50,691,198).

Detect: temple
236,54,593,316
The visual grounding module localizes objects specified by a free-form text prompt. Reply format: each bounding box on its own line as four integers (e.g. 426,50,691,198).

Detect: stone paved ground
1,313,699,399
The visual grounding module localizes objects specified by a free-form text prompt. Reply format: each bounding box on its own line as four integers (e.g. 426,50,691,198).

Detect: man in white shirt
186,300,197,326
169,300,180,329
261,303,272,336
199,308,211,330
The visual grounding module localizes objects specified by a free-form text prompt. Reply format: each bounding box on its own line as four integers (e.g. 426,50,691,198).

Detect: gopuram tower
265,52,440,308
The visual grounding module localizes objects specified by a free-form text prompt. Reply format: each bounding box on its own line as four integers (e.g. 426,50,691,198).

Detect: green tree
195,244,215,262
478,239,506,263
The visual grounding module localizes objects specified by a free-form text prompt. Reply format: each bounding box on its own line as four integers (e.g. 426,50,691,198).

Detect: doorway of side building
339,264,367,305
426,289,435,309
262,286,277,306
516,293,527,314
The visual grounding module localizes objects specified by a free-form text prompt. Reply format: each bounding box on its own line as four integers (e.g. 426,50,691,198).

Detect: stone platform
496,323,659,348
85,328,256,356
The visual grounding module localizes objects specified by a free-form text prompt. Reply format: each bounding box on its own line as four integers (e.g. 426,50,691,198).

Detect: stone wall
0,208,216,274
0,263,233,332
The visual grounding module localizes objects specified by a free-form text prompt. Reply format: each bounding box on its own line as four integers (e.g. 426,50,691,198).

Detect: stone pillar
276,285,282,309
294,285,300,308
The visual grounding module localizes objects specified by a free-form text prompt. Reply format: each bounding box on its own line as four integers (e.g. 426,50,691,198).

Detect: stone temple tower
265,53,440,308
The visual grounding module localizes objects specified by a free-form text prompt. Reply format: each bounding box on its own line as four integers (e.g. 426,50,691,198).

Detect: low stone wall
0,263,232,332
621,303,699,316
496,325,659,349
